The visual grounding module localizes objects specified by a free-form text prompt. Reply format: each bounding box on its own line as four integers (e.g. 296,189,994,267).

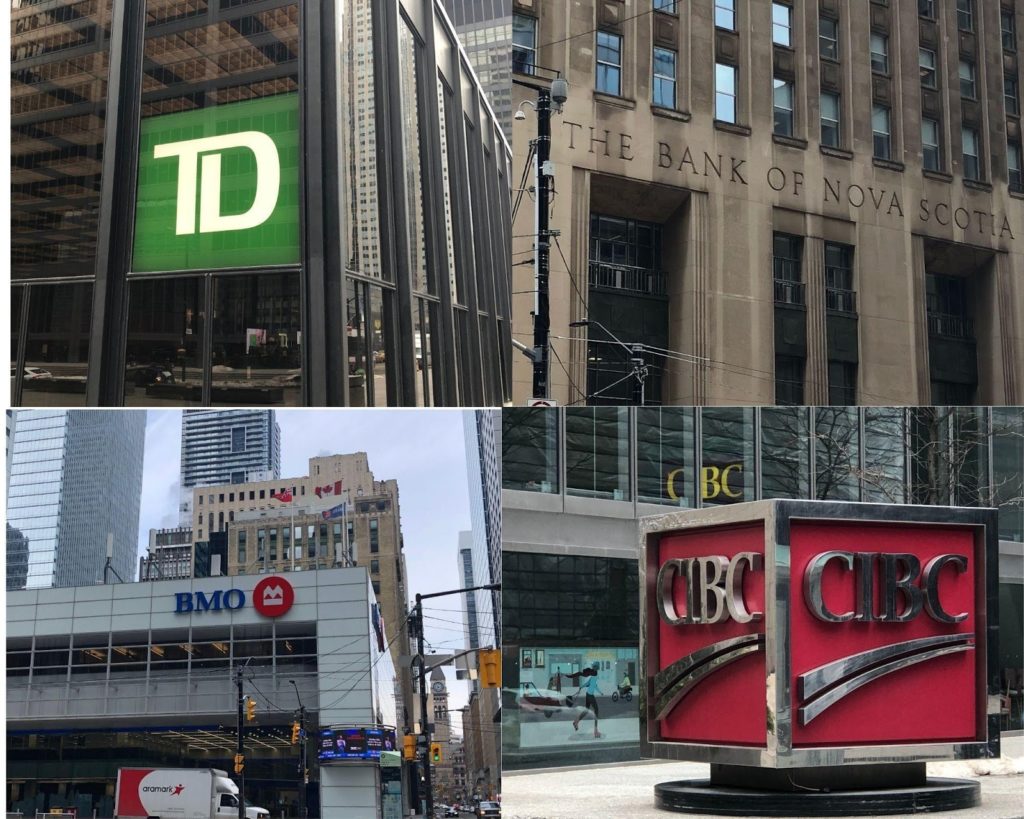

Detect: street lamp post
289,679,307,819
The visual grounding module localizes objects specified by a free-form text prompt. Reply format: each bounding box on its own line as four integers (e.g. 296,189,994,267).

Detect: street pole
630,344,645,406
235,666,245,819
290,680,307,819
531,88,552,399
416,593,433,818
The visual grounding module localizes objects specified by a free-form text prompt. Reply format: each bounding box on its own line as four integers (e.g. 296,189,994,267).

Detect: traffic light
246,698,256,721
291,722,301,744
430,742,442,764
234,754,244,774
479,649,500,688
402,734,417,761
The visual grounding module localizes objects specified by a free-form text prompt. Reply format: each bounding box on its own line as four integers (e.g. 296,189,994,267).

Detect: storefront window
566,408,630,500
22,284,93,407
210,274,302,406
124,278,203,406
700,408,754,505
815,407,860,500
637,408,695,506
503,409,559,493
760,407,811,499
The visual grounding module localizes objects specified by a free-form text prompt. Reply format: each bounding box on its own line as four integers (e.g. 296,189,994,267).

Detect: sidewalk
501,734,1024,819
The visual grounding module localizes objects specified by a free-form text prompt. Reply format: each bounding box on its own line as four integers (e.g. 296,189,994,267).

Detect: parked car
132,364,175,386
476,801,500,818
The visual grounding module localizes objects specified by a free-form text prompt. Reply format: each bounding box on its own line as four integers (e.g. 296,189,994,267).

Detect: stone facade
512,0,1024,405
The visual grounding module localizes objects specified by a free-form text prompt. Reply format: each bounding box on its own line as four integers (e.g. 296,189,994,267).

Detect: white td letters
154,131,280,235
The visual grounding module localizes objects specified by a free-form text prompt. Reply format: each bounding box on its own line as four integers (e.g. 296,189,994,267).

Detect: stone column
909,234,932,404
996,251,1019,404
568,166,591,401
803,236,829,405
684,191,710,404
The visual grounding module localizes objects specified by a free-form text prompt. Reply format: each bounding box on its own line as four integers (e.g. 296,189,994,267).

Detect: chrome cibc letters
804,551,969,624
656,552,763,625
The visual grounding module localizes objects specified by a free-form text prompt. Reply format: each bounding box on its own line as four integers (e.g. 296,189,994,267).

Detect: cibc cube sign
639,500,999,768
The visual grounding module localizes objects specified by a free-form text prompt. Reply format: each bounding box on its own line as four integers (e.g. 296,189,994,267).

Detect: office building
511,0,1024,405
139,527,195,582
464,410,502,642
7,568,401,819
179,410,281,525
187,453,410,684
501,405,1024,768
11,0,512,408
6,410,145,590
459,532,483,649
445,0,513,137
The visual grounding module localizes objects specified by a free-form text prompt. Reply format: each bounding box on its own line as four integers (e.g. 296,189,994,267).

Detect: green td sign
132,93,300,272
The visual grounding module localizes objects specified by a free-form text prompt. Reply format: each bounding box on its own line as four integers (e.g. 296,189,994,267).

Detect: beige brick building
189,453,410,699
512,0,1024,405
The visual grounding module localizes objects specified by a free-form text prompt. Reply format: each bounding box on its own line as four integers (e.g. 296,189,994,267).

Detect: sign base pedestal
654,776,980,816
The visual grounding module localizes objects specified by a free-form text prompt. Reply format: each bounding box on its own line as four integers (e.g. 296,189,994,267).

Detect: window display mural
513,646,639,749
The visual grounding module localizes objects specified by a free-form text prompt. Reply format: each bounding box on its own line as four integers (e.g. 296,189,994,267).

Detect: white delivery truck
114,768,270,819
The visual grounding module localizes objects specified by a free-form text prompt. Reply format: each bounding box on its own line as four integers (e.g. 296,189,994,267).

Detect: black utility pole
415,583,500,818
531,88,552,399
289,680,308,819
415,593,432,819
235,666,245,819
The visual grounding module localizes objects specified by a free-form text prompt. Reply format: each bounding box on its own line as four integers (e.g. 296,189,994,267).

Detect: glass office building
11,0,512,407
501,406,1024,768
6,410,146,590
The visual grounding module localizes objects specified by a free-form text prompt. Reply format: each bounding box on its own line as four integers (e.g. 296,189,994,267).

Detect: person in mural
571,664,604,738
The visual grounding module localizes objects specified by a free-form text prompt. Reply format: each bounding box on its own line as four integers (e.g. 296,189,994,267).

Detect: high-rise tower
178,410,281,525
6,410,146,589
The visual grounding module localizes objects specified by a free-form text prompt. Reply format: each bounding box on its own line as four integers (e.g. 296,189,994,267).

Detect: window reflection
210,274,301,406
637,407,695,506
367,286,390,406
503,408,559,493
398,21,430,295
11,1,114,280
566,408,630,500
341,0,384,280
22,284,92,407
761,407,811,499
414,298,436,406
815,407,860,500
11,287,24,401
124,278,203,406
863,408,906,502
700,408,754,505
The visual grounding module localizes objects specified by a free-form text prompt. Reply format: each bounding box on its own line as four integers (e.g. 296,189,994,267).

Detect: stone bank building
511,0,1024,405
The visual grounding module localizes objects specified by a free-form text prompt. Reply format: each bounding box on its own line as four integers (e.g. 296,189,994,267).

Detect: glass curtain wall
10,1,115,405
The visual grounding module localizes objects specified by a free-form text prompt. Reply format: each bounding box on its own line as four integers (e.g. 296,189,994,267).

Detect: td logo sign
133,94,300,272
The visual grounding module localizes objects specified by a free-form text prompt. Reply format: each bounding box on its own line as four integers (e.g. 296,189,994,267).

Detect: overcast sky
137,409,480,726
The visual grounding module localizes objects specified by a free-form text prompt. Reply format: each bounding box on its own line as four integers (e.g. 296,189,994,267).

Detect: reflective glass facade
10,0,512,407
6,410,146,590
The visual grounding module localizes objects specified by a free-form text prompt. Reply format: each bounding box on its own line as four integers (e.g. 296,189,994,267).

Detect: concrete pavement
501,734,1024,819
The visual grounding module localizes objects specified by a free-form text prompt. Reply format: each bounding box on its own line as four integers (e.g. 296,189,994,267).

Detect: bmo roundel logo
253,576,295,618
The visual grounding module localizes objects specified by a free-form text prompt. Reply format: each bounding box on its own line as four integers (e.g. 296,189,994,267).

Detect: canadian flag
271,489,293,502
315,480,342,498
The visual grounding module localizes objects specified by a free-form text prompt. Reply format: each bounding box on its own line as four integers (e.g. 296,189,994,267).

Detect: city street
502,735,1024,819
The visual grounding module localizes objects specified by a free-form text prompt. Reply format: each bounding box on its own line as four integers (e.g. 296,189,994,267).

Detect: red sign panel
789,521,978,747
656,522,766,746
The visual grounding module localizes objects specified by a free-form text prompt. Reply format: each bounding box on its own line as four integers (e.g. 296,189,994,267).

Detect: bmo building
6,568,402,819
